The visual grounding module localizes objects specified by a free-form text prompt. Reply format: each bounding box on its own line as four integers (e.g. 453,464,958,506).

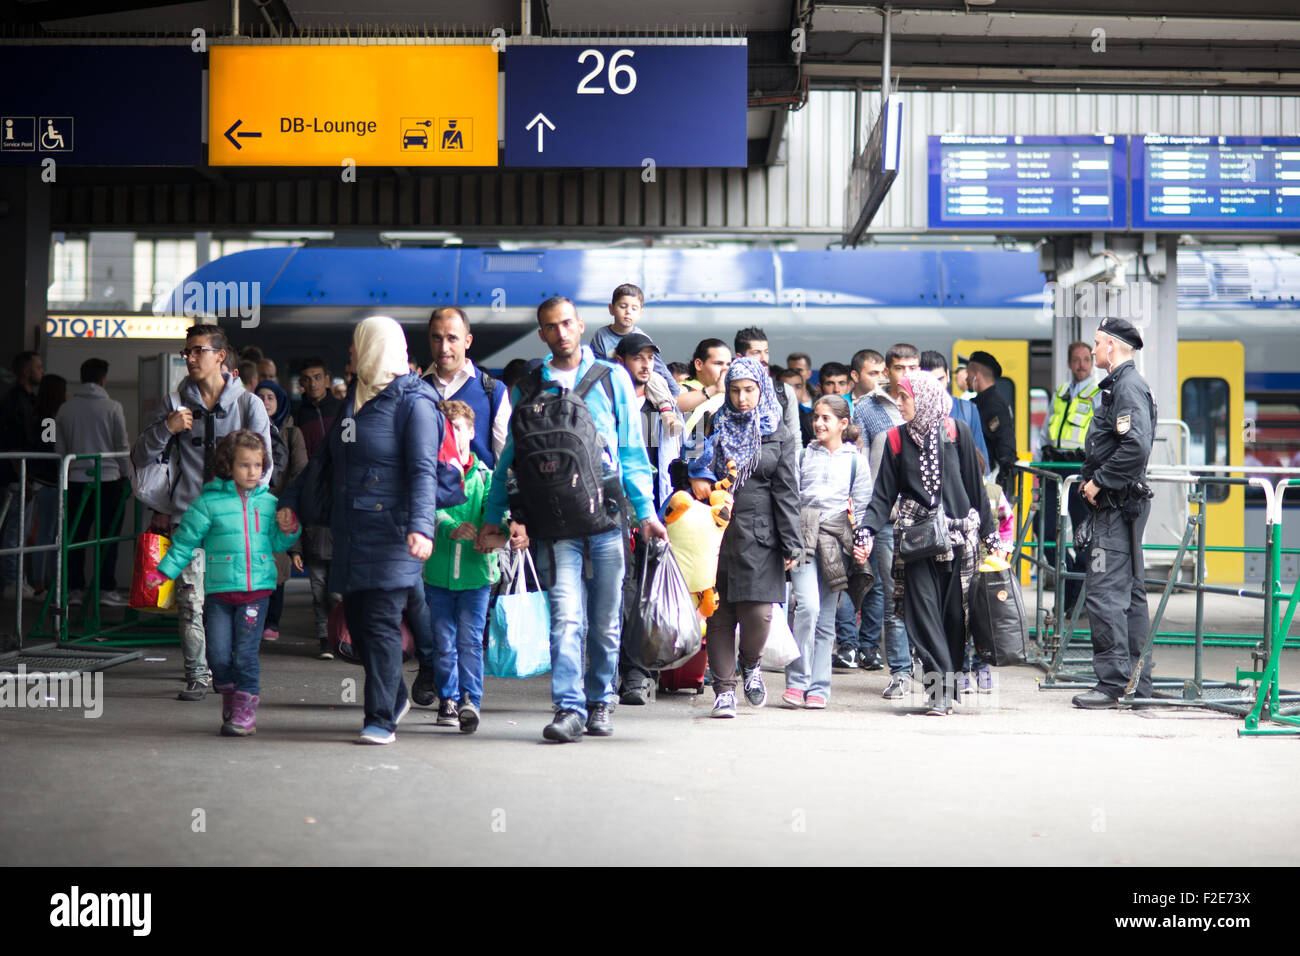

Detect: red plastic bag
328,600,416,664
129,532,175,611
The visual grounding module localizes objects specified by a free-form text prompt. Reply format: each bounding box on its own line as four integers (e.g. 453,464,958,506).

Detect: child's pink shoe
222,691,259,737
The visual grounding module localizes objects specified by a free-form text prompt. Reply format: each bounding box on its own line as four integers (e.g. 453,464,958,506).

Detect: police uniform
1074,318,1157,707
968,350,1017,498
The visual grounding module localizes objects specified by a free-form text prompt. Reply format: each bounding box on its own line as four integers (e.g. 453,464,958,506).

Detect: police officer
1072,317,1157,709
1040,341,1101,610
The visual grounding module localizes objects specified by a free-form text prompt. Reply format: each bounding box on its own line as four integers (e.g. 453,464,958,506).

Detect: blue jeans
203,595,268,694
532,527,625,721
425,584,491,708
343,588,411,733
834,590,859,650
786,561,837,699
860,523,912,675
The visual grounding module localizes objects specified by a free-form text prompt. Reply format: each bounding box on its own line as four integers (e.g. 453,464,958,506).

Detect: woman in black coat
857,371,1005,715
688,357,801,718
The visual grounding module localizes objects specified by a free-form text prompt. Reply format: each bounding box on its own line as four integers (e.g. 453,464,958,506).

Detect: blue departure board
927,135,1127,231
1131,136,1300,230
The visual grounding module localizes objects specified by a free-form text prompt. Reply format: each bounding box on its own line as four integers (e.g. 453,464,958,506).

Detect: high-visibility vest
1046,380,1100,450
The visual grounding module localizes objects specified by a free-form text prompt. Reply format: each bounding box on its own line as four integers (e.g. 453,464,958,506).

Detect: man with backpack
476,297,668,744
132,324,272,701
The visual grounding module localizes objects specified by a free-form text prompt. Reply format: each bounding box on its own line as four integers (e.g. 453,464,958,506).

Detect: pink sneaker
781,688,805,708
262,628,279,642
805,694,827,709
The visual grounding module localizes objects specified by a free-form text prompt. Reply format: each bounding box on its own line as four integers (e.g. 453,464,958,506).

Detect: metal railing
1012,459,1300,731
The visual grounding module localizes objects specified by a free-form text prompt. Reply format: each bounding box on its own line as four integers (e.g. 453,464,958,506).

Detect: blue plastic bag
486,549,551,679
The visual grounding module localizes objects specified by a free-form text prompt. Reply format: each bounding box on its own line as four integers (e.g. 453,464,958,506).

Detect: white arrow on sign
525,112,556,153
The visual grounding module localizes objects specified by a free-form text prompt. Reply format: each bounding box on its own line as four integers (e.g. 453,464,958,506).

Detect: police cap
967,350,1002,380
1098,317,1144,350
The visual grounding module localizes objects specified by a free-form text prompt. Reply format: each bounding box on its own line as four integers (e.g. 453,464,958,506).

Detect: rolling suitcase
657,635,708,695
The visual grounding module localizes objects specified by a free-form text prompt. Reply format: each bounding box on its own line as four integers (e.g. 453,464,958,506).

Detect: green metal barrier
1240,477,1300,737
28,453,177,648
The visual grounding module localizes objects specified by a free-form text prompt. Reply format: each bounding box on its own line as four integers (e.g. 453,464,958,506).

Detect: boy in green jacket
423,401,502,734
151,430,300,737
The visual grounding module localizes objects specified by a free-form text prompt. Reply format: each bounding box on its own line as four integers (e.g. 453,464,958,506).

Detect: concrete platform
2,581,1297,867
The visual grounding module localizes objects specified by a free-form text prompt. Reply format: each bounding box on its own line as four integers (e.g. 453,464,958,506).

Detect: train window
1244,393,1300,500
1181,377,1230,503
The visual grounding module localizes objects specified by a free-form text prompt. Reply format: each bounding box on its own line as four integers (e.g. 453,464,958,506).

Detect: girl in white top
783,395,873,709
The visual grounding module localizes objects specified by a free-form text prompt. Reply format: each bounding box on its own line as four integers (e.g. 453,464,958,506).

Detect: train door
951,339,1031,461
1178,340,1245,582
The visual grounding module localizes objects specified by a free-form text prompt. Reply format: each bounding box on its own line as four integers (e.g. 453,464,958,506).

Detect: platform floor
2,582,1297,867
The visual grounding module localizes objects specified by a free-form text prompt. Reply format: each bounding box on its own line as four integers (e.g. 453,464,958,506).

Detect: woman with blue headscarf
688,357,801,718
255,378,307,641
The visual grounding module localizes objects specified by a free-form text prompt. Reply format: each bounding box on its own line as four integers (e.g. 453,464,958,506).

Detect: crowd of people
7,282,1125,744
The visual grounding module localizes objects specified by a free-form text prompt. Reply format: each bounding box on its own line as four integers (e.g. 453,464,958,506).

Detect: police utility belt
1075,480,1153,551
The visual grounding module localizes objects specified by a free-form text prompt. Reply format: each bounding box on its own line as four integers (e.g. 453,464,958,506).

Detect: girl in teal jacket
151,430,300,737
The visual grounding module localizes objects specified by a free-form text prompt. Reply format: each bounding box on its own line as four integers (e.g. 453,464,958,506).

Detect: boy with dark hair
589,284,680,398
818,361,851,399
850,349,885,403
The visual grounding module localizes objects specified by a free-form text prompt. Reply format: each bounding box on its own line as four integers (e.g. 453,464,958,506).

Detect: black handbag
897,504,950,562
969,567,1029,665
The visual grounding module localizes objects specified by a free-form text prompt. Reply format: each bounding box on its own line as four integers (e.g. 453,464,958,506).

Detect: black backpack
510,364,622,541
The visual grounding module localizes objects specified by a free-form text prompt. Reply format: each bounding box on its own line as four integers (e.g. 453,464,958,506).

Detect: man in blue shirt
478,298,669,744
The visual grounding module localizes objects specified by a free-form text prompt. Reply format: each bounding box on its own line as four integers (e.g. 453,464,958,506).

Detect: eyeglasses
179,346,222,359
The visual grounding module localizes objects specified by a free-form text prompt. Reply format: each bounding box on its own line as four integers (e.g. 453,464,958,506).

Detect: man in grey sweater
56,358,130,606
132,324,272,701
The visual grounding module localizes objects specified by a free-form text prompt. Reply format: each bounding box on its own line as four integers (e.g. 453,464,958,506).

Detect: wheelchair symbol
38,117,71,151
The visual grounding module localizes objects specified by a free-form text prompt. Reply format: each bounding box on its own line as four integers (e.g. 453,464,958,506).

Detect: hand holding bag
897,501,950,562
485,548,552,679
760,603,801,671
968,565,1029,665
626,539,704,671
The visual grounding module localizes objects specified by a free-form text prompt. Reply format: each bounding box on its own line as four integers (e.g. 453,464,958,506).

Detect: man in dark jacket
968,350,1018,498
1072,317,1157,710
291,357,344,659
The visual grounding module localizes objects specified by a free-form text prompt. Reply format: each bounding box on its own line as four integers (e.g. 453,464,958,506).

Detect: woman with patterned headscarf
687,357,801,718
855,370,1004,715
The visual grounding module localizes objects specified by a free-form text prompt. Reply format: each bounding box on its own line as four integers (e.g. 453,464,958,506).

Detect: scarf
352,315,410,411
254,379,290,428
900,370,952,502
696,356,782,490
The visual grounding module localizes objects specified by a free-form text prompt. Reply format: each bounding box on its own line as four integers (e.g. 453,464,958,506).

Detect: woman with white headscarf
281,316,466,744
855,370,1004,715
687,357,801,719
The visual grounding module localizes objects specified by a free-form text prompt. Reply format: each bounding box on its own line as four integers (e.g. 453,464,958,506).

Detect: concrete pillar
0,168,51,361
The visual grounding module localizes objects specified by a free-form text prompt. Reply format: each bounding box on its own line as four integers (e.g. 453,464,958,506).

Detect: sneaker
542,709,585,743
458,700,480,734
711,691,737,718
882,674,908,700
957,673,972,694
804,694,827,709
976,665,994,693
859,647,884,671
317,638,334,661
781,688,805,708
924,697,952,716
411,667,439,707
66,589,85,606
177,679,210,702
831,646,858,670
436,698,459,727
395,697,412,726
585,702,613,737
100,589,129,607
619,676,653,706
3,580,38,600
357,725,395,745
261,627,279,642
741,664,766,707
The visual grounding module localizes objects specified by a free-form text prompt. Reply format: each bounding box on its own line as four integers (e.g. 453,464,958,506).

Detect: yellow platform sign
208,45,498,167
